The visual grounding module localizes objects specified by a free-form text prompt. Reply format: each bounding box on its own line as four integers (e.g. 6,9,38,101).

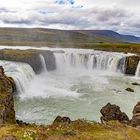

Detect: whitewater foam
0,60,35,93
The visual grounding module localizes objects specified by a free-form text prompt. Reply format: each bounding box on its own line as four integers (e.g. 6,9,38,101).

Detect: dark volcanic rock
16,120,29,126
125,55,140,75
132,82,140,86
125,88,134,92
53,116,71,124
100,103,129,124
131,102,140,127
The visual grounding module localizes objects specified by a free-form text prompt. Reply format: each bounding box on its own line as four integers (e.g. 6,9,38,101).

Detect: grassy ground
0,120,140,140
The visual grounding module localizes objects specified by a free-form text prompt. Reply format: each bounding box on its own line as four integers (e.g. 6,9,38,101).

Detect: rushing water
0,47,140,124
135,61,140,77
39,54,48,72
0,60,35,93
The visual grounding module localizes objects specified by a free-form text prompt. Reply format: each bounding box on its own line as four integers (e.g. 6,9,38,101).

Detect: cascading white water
0,60,35,93
39,54,47,72
54,50,127,73
135,61,140,77
0,47,138,124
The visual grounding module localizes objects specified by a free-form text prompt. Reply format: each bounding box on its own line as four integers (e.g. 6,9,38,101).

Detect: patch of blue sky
55,0,75,5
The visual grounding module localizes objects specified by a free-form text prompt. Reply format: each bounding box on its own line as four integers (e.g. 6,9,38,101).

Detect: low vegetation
0,120,140,140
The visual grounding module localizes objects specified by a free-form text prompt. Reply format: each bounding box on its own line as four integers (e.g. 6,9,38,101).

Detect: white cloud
0,0,139,36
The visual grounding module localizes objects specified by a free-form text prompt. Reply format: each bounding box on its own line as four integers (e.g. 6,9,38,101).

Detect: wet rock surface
41,51,56,71
125,88,134,92
132,82,140,86
131,102,140,127
125,55,140,75
100,103,129,124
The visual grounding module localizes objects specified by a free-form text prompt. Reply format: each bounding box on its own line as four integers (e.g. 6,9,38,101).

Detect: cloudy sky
0,0,140,36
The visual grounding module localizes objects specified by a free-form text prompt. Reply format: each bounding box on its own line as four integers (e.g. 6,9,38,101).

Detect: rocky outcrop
132,82,140,86
125,88,134,92
0,49,56,74
131,102,140,127
53,116,71,124
125,55,140,75
100,103,129,124
16,120,29,126
0,67,16,125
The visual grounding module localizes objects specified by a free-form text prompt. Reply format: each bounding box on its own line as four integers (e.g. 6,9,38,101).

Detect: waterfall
0,60,35,93
39,54,47,72
135,61,140,77
53,50,127,73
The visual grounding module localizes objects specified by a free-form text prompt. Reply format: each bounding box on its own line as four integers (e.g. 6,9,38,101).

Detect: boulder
53,116,71,124
131,102,140,127
132,82,140,86
100,103,129,124
125,88,134,92
125,55,140,75
16,120,29,126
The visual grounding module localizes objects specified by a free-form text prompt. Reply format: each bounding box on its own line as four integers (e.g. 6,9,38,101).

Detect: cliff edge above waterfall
0,49,56,73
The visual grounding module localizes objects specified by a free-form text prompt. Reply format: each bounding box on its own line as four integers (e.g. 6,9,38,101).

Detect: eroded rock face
41,51,56,71
100,103,129,124
131,102,140,127
0,67,16,125
53,116,71,124
125,55,140,75
0,49,56,74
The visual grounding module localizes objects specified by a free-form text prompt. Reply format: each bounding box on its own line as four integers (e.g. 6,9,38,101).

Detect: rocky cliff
125,55,140,75
0,71,16,125
0,49,56,74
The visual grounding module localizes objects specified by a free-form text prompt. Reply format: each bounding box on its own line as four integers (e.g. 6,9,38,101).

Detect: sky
0,0,140,36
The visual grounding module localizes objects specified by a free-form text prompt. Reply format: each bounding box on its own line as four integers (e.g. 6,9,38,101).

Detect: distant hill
0,28,139,47
76,30,140,43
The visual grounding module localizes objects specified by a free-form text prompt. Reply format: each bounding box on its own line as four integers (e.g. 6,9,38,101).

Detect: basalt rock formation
0,67,16,125
0,49,56,74
125,55,140,75
100,103,129,124
131,102,140,127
